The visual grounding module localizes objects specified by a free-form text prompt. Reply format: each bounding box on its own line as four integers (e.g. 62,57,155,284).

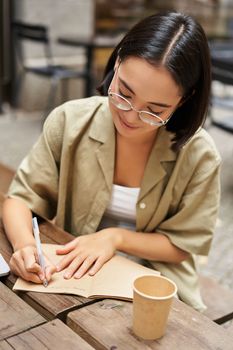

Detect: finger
23,251,41,274
88,256,106,276
24,271,43,284
22,249,45,282
45,264,57,281
56,251,77,272
10,252,42,284
63,255,86,279
15,263,42,284
74,256,97,279
56,238,79,255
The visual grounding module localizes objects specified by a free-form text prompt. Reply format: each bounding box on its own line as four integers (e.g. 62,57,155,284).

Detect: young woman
2,12,221,312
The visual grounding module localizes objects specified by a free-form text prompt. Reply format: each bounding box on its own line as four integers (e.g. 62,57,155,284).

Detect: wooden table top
67,298,233,350
0,319,94,349
1,193,233,348
0,282,45,340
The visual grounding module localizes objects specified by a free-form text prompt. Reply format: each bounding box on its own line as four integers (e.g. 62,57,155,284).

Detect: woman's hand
10,245,56,284
56,229,120,279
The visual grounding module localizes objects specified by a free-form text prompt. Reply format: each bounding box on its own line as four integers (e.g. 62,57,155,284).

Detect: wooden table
0,319,94,349
67,298,233,350
1,197,233,348
0,282,45,340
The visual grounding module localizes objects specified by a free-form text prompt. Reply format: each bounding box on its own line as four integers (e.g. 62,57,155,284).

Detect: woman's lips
119,115,139,130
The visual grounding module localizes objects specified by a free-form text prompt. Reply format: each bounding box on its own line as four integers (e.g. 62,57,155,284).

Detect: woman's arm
55,227,189,279
3,197,35,251
114,228,189,263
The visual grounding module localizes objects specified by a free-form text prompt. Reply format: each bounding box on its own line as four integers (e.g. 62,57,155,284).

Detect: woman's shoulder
189,128,220,158
40,96,108,154
49,96,107,123
62,95,108,113
43,96,108,134
179,128,221,173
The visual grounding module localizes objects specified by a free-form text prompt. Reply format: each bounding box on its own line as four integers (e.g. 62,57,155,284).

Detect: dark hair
97,12,211,151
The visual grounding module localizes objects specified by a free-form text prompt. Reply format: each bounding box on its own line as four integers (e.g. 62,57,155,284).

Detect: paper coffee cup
133,274,177,340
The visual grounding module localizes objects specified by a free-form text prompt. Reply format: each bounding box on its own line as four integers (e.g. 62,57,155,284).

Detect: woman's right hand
10,245,56,284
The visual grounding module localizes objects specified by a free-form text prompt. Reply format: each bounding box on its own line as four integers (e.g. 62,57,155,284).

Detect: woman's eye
119,89,131,99
149,109,163,116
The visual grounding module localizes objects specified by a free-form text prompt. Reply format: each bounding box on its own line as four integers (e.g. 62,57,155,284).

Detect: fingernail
56,265,60,272
39,273,44,280
64,272,71,279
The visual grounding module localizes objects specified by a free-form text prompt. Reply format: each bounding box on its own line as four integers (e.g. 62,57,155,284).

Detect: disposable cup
132,274,177,340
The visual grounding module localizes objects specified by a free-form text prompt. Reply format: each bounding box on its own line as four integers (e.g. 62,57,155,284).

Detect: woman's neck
116,128,158,149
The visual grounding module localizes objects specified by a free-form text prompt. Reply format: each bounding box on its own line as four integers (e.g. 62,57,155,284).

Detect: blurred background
0,0,233,295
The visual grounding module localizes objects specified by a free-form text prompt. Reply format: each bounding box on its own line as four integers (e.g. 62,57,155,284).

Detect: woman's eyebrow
119,77,172,108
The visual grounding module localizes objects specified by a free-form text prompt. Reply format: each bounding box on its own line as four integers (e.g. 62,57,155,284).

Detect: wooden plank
67,298,233,350
0,164,15,194
0,282,45,340
2,319,94,349
200,275,233,323
225,320,233,334
0,340,12,349
0,218,96,321
0,193,5,217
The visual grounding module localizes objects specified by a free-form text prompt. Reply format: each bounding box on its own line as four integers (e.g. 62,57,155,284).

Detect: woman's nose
124,108,140,123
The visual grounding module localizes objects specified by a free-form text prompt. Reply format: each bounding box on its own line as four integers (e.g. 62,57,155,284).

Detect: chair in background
209,41,233,133
12,21,89,118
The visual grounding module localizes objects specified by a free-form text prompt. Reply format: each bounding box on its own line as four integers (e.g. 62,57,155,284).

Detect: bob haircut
97,12,211,151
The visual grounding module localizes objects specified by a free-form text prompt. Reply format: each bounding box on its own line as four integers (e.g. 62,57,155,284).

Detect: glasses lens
109,93,131,111
139,111,165,126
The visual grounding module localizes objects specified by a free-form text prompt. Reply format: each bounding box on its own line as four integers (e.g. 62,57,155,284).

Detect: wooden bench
0,163,15,194
200,275,233,324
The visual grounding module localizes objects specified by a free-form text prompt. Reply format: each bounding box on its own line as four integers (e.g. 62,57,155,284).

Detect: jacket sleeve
7,106,65,220
156,159,221,256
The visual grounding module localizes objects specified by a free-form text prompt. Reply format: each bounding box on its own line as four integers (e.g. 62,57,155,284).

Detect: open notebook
13,244,160,300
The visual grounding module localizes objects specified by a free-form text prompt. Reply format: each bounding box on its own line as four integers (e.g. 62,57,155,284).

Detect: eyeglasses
108,88,174,127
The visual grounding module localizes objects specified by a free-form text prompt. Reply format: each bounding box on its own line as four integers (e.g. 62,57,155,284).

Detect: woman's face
108,57,183,141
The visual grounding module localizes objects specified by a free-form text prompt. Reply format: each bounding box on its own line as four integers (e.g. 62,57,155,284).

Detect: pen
32,217,48,287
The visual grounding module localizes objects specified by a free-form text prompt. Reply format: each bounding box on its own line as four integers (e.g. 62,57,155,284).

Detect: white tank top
98,184,140,231
98,184,149,264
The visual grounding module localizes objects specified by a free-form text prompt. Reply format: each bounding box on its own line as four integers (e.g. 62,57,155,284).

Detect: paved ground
0,101,233,294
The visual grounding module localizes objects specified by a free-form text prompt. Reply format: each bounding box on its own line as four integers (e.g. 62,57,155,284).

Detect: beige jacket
8,96,221,311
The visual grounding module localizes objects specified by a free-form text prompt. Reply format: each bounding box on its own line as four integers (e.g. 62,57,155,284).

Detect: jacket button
139,202,146,209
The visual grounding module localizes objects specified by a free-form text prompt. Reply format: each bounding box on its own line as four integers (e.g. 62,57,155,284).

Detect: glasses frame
109,88,175,126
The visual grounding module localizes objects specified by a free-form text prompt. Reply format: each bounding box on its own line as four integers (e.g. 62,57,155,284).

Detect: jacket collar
89,100,115,192
139,126,177,201
88,99,115,143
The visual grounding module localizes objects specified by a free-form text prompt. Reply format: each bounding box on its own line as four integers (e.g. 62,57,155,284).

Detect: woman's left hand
55,229,120,279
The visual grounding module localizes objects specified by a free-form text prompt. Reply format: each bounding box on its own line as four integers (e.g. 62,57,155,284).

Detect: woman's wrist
13,237,36,252
107,227,125,250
